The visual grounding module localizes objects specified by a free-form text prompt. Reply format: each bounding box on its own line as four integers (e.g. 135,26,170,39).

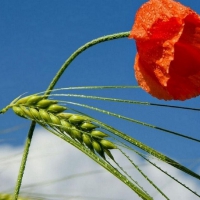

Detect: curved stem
13,31,130,200
45,31,130,95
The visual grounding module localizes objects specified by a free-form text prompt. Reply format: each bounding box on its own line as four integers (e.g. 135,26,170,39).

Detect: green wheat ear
11,95,117,161
3,89,199,199
7,94,154,200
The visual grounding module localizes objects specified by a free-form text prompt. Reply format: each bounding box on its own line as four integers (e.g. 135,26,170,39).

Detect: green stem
45,31,130,95
12,31,130,200
13,121,36,200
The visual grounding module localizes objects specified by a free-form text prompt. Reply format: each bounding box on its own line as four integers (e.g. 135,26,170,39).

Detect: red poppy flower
129,0,200,100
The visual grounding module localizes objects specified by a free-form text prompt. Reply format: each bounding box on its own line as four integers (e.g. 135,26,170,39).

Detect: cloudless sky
0,0,200,198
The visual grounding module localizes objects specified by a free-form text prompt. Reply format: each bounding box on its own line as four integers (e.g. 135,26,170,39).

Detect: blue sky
0,0,200,199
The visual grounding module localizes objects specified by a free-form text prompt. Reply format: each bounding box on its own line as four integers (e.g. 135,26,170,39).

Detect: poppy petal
129,0,200,100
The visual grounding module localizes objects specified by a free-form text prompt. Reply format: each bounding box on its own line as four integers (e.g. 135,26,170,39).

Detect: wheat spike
12,95,117,160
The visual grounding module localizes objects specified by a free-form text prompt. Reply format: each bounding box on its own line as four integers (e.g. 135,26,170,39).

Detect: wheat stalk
8,94,154,200
9,92,200,199
2,91,200,199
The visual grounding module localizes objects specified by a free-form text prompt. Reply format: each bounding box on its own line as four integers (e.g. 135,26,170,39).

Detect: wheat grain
92,140,104,157
26,95,43,105
29,107,41,120
49,113,61,125
91,130,108,138
20,105,34,118
36,99,58,108
15,96,30,105
80,122,97,131
47,104,67,113
82,133,94,151
100,139,117,149
68,114,88,125
56,112,73,119
39,109,52,123
12,106,25,118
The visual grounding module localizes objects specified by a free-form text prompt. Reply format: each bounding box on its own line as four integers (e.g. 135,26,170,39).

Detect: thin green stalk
45,32,130,96
118,148,169,199
13,121,36,200
118,143,200,198
134,149,200,198
12,31,130,200
50,93,200,112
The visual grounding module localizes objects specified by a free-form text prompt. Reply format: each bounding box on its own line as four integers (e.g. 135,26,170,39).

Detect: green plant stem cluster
11,32,130,200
